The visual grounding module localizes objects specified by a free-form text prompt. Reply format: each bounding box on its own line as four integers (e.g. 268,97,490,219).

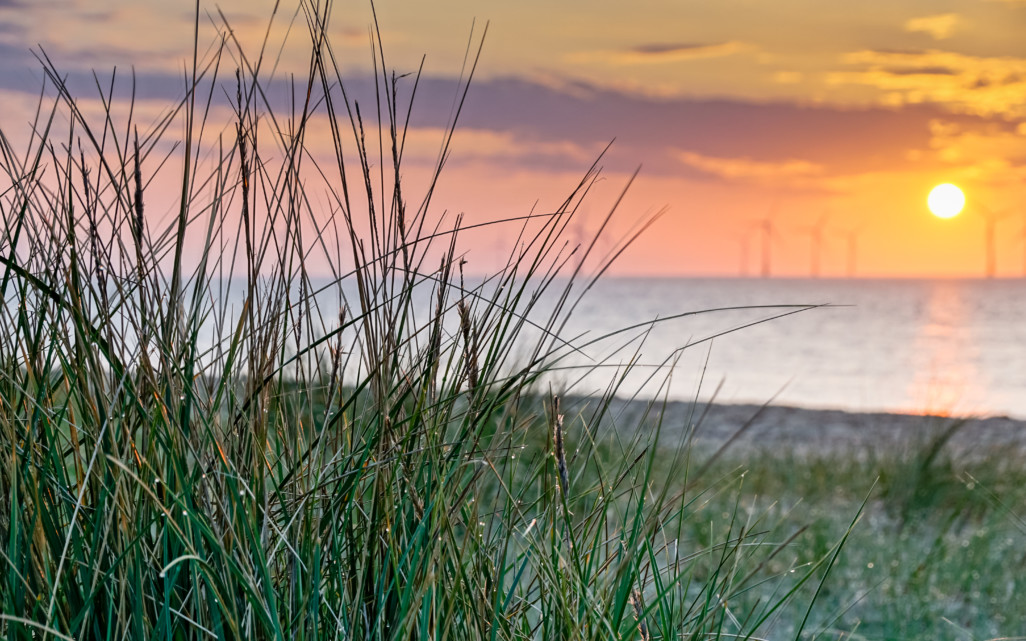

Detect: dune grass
0,3,900,639
688,435,1026,640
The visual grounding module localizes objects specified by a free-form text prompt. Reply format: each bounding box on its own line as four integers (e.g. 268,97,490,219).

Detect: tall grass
699,439,1026,639
0,3,840,638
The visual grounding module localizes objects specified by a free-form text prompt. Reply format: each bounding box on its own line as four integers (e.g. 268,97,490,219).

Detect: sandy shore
568,396,1026,460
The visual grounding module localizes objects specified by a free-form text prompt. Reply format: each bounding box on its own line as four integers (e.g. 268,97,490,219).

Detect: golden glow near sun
928,183,966,219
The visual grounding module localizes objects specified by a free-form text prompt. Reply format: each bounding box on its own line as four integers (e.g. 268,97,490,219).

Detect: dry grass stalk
132,130,145,244
552,395,569,497
131,128,154,399
458,296,478,393
425,256,449,401
629,589,650,641
326,307,346,409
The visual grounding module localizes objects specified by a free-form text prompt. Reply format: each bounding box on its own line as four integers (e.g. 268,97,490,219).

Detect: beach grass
689,435,1026,640
0,4,842,639
1,2,1020,640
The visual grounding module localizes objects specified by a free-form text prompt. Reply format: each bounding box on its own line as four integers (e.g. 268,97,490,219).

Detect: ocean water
8,272,1022,418
552,278,1026,419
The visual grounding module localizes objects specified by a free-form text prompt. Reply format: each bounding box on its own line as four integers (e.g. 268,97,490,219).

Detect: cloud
0,61,192,103
2,63,1018,191
567,41,750,66
373,126,605,171
0,1,319,78
904,13,960,40
415,74,1009,178
828,49,1026,118
772,71,804,84
883,66,955,76
676,151,824,185
926,118,1026,181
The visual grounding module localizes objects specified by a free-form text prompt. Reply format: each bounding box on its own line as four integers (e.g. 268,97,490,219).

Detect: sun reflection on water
907,281,985,416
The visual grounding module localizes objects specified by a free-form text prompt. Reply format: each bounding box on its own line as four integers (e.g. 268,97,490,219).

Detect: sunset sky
1,0,1025,277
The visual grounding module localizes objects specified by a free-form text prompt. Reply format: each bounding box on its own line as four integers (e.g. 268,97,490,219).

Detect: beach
578,397,1026,460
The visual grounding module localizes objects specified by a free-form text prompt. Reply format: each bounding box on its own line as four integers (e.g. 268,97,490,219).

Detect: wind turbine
928,185,1009,278
1020,212,1026,277
980,206,1011,279
798,212,830,278
835,225,865,278
570,207,591,270
733,230,752,276
957,199,1010,278
750,211,781,278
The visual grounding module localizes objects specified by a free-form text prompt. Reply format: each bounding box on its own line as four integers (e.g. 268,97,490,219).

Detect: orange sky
1,0,1024,277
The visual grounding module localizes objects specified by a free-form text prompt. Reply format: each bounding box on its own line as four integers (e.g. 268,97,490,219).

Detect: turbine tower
734,231,752,276
1021,212,1026,277
751,216,776,278
838,226,864,278
980,207,1009,279
799,212,829,278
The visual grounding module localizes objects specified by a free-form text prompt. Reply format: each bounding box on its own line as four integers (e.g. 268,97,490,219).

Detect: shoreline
566,396,1026,459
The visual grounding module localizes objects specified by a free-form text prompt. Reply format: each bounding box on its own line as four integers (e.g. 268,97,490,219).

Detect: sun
928,183,965,219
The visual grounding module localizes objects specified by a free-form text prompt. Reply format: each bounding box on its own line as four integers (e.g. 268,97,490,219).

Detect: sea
544,277,1026,419
11,273,1024,419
